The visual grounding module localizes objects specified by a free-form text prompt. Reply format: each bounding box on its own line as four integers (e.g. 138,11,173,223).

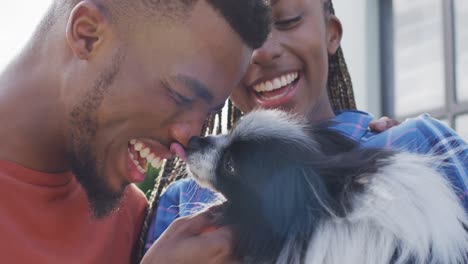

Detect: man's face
66,2,252,217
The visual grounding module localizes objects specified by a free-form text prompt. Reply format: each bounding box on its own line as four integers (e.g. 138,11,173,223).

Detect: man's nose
169,117,205,148
169,123,193,148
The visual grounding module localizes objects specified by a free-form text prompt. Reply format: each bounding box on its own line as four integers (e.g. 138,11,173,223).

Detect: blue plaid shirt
144,111,468,252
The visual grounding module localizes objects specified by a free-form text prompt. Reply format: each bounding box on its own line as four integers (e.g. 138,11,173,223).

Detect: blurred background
334,0,467,139
1,0,466,195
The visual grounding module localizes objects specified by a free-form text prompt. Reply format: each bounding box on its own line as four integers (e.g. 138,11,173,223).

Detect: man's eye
162,81,193,105
171,91,193,105
274,15,302,30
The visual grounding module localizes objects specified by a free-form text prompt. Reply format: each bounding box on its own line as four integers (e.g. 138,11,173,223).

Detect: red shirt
0,160,148,264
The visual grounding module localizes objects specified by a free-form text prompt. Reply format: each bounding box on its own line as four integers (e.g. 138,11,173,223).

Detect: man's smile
126,138,172,183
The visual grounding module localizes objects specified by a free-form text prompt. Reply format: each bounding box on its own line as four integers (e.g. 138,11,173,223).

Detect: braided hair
324,0,356,110
135,0,356,259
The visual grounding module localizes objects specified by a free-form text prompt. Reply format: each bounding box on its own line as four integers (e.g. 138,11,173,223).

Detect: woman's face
231,0,342,122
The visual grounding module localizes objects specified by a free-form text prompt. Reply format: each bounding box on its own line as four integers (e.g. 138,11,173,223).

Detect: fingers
369,116,401,132
178,218,234,259
197,226,236,262
200,226,234,243
369,117,390,132
388,118,401,127
142,206,237,264
142,223,236,264
170,210,216,236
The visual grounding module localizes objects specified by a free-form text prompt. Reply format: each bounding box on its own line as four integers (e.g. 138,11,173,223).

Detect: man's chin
68,144,129,219
73,167,129,219
86,187,127,219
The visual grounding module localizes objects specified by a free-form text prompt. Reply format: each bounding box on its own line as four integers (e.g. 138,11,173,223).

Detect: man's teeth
253,72,299,93
134,142,143,151
129,139,165,171
128,149,147,173
140,148,150,158
146,153,164,168
137,165,146,174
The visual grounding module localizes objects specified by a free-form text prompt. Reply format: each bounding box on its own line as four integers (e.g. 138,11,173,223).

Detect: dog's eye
222,152,235,175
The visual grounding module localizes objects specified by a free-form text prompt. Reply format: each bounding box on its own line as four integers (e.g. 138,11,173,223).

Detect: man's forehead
269,0,279,6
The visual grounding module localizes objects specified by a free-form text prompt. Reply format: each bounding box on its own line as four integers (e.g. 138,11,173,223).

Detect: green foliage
136,165,160,199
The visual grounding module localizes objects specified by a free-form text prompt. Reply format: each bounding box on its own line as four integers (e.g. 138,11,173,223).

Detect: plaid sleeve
144,182,182,254
417,115,468,209
143,179,219,253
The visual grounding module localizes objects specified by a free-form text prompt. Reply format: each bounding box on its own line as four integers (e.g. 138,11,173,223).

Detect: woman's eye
274,15,302,30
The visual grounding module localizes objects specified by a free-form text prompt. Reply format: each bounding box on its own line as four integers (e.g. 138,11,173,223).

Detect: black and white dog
185,110,468,264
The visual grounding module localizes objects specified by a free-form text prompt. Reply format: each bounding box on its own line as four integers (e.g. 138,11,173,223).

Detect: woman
139,0,468,259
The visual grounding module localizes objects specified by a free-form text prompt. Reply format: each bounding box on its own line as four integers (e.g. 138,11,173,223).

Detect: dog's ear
308,122,359,155
259,164,335,237
223,163,333,263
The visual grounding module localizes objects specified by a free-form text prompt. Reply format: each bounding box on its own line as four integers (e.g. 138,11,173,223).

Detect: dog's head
185,109,392,262
187,110,319,190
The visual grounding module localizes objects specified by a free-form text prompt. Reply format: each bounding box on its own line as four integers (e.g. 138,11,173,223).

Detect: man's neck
0,49,70,173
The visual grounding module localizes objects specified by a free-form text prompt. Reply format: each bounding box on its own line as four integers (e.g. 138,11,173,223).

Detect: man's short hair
324,0,335,16
48,0,271,49
206,0,271,49
130,0,272,49
143,0,271,49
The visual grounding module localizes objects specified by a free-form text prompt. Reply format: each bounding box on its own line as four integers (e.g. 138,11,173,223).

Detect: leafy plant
136,165,160,199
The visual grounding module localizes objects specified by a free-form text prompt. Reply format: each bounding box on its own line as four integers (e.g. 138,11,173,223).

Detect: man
0,0,270,263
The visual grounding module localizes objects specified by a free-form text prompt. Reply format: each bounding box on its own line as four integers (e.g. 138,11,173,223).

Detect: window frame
380,0,468,133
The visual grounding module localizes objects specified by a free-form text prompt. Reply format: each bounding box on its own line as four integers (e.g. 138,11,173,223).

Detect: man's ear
326,15,343,55
66,1,109,60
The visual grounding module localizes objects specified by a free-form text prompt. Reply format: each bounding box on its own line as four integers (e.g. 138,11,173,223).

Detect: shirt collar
0,159,74,187
330,110,373,141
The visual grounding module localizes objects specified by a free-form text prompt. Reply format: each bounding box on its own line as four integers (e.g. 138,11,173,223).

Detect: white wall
333,0,382,117
0,0,52,72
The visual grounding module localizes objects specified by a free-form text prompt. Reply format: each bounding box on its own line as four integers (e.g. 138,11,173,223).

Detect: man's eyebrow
174,74,213,103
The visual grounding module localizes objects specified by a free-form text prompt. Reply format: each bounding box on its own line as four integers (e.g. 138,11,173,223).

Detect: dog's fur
185,109,468,264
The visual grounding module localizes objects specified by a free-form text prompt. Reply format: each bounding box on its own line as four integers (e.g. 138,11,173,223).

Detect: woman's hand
369,116,400,132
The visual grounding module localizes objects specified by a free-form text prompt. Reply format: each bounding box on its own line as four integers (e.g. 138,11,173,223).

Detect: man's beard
68,50,127,219
70,145,125,219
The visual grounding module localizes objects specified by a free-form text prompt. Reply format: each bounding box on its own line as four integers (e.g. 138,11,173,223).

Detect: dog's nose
188,136,211,151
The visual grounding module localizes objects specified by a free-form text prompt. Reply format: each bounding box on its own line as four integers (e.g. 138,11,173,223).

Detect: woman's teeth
129,139,165,174
253,72,299,93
